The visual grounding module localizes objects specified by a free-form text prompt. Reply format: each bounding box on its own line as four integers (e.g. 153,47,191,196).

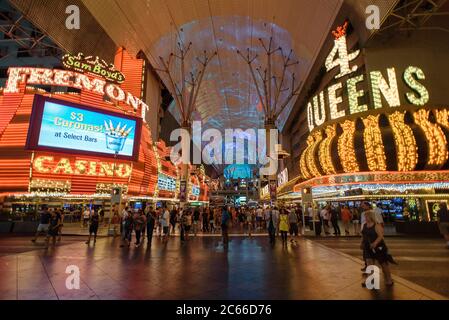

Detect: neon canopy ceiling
82,0,344,132
82,0,396,173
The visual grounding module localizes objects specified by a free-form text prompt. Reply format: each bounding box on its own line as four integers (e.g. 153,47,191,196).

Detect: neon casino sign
307,21,430,132
4,67,149,122
33,156,132,178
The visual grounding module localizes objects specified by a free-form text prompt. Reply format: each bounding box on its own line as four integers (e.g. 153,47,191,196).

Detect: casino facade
279,12,449,226
0,48,209,217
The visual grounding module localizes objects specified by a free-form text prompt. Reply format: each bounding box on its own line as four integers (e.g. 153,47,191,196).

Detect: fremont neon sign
5,67,149,122
307,24,430,132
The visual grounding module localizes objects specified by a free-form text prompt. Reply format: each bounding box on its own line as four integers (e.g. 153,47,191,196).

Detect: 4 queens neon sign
307,21,430,132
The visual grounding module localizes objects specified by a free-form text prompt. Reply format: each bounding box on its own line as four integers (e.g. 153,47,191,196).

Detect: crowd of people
109,204,305,248
29,200,449,288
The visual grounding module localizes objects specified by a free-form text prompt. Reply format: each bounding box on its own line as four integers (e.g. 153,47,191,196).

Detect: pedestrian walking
82,207,90,227
120,210,133,248
279,209,289,247
133,209,146,247
193,207,200,236
288,208,299,241
221,206,231,246
31,206,51,244
330,206,341,236
437,202,449,249
161,206,170,241
86,210,100,245
46,209,61,248
170,206,178,235
341,205,352,235
267,209,276,245
361,210,396,287
146,206,156,247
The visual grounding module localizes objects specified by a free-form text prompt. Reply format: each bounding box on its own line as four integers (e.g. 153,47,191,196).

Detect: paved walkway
0,235,445,300
311,237,449,298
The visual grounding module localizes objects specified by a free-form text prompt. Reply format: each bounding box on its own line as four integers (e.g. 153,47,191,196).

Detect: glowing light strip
293,170,449,192
388,111,418,171
313,182,449,195
305,131,322,178
413,109,448,167
338,120,359,172
318,124,337,175
300,137,313,179
362,114,386,171
434,109,449,129
314,194,449,201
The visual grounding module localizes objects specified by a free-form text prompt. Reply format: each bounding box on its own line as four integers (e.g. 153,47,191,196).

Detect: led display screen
26,95,142,161
158,173,177,191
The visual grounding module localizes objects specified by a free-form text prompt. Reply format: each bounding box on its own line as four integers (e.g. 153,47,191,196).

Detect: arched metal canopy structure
82,0,343,131
80,0,397,173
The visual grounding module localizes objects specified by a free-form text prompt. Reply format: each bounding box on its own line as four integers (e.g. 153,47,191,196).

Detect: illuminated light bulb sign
403,66,429,106
338,120,359,173
305,131,323,178
434,109,449,129
299,141,312,179
4,67,149,122
318,124,337,175
413,109,448,167
326,20,360,79
362,114,387,171
388,111,418,171
306,21,431,132
62,52,125,84
33,156,132,178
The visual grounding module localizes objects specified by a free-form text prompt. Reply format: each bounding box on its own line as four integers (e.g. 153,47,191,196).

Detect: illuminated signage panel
26,95,142,161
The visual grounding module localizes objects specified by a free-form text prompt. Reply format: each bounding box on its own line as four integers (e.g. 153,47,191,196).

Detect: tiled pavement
0,235,446,300
311,237,449,298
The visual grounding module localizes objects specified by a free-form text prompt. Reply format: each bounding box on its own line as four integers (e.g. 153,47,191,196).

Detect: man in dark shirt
193,208,200,236
437,202,449,248
31,206,51,243
221,206,231,246
146,206,156,247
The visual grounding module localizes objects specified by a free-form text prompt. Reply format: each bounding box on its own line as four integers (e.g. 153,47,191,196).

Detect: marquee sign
307,21,430,132
62,52,125,84
5,67,149,122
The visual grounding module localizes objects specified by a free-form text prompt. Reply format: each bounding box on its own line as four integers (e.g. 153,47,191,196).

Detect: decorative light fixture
300,140,312,179
338,120,360,172
388,111,418,171
413,109,448,167
305,131,323,178
318,124,337,175
434,109,449,129
362,114,387,171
